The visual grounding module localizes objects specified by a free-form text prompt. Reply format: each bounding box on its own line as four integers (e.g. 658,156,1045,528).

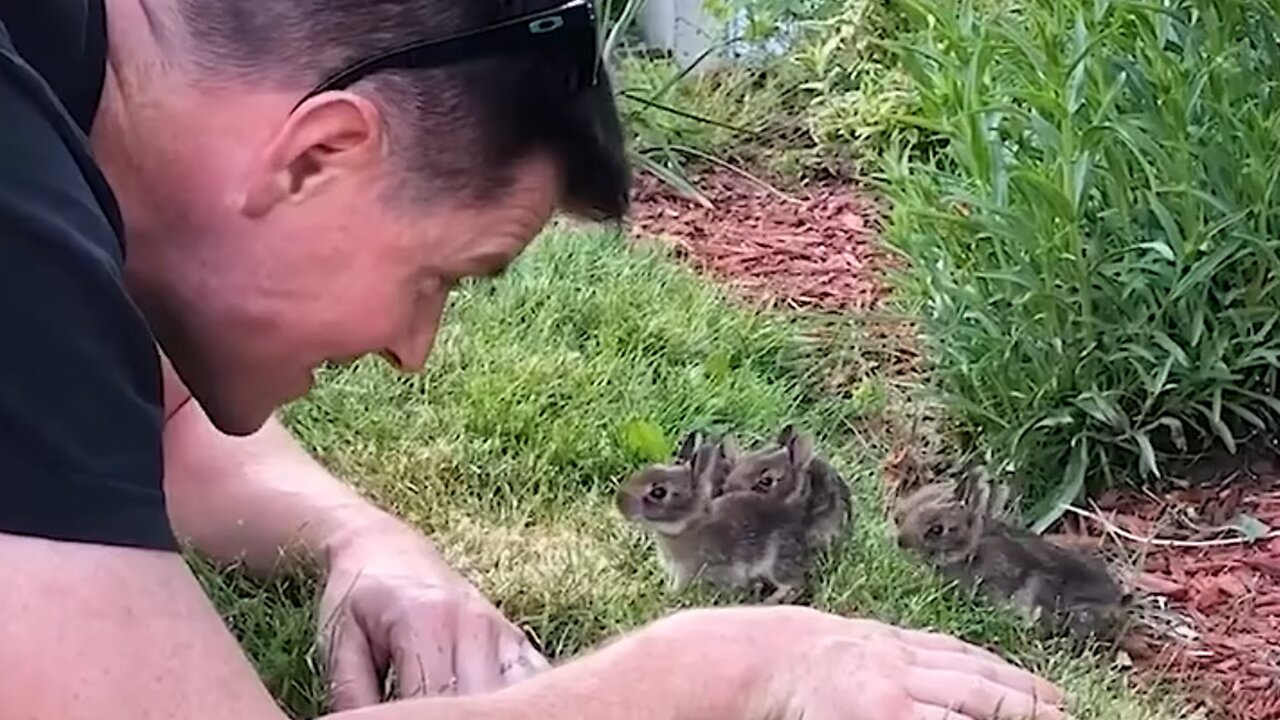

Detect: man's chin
169,352,317,436
200,377,310,436
201,400,276,437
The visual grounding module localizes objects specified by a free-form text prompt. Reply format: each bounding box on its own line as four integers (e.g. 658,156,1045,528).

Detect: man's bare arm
157,352,556,707
0,529,742,720
159,352,405,576
0,532,288,720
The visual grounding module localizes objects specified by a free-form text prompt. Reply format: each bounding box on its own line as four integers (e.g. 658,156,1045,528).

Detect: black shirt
0,0,178,551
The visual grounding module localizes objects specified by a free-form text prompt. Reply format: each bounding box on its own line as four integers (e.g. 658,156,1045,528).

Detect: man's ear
241,91,385,218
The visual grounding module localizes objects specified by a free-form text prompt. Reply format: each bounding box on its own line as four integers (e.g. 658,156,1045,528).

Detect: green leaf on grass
620,419,672,463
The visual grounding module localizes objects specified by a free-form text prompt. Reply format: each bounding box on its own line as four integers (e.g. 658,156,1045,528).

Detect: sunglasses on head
293,0,600,110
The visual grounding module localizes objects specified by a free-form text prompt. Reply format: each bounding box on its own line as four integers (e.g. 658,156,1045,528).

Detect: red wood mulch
625,167,1280,720
625,169,895,312
1065,471,1280,720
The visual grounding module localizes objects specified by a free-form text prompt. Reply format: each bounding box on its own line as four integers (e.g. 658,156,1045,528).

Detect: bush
783,0,924,175
878,0,1280,527
607,0,922,184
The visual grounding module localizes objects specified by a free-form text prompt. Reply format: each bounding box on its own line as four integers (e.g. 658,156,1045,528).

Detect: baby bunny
718,424,853,552
616,437,812,604
892,468,1129,641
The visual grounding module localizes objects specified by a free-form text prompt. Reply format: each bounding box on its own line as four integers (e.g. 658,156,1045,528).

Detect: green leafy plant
599,0,800,202
878,0,1280,529
783,0,923,174
620,418,675,463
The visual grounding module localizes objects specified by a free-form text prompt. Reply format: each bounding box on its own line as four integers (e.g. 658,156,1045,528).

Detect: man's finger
916,707,978,720
496,626,551,685
889,626,1008,666
323,616,383,712
520,640,553,672
390,614,455,699
907,647,1063,705
452,607,504,695
908,667,1066,720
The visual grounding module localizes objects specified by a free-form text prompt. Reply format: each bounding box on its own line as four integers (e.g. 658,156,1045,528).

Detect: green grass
875,0,1280,528
195,224,1193,719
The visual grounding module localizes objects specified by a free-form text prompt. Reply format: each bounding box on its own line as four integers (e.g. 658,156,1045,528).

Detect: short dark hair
174,0,630,219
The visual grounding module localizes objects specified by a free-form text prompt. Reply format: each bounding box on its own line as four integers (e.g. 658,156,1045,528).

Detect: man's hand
779,621,1064,720
318,529,551,711
661,605,1067,720
351,603,1069,720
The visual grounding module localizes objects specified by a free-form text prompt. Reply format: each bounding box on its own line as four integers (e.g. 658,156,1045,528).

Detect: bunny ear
961,464,1010,519
675,430,702,463
987,476,1011,518
691,441,726,502
719,433,741,464
957,465,989,516
775,423,798,446
785,427,815,470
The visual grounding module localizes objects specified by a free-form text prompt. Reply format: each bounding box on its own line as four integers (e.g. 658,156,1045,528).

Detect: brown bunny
892,468,1129,641
615,436,812,604
717,424,853,552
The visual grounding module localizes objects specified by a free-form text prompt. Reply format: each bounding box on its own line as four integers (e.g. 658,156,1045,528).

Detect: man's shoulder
0,0,107,136
0,2,175,556
0,1,125,256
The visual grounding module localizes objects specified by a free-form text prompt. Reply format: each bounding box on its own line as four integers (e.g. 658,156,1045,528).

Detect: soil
625,166,1280,720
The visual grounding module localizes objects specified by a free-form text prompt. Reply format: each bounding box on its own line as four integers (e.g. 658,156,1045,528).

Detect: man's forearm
322,610,751,720
159,353,417,575
163,400,414,574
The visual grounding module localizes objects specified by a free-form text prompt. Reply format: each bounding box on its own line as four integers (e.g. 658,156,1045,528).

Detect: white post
636,0,732,76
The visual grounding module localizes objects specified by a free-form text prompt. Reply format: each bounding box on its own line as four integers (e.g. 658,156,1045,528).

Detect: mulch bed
625,169,894,312
1069,473,1280,720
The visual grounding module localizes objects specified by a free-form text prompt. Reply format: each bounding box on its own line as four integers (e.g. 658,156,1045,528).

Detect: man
0,1,1068,718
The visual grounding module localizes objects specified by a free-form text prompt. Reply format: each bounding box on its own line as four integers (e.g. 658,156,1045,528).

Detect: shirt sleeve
0,40,178,552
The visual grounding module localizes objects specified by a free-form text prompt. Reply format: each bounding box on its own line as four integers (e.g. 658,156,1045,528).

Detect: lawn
195,223,1197,719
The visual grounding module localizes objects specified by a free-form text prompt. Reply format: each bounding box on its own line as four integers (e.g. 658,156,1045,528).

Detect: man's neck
91,0,155,151
88,0,181,251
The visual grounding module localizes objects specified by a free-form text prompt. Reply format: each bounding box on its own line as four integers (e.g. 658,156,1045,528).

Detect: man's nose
384,291,448,372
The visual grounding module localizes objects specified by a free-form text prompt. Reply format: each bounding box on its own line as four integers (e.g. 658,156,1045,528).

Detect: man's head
93,0,629,435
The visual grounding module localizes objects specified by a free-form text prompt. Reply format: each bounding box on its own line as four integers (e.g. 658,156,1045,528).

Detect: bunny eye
648,486,668,501
925,524,944,539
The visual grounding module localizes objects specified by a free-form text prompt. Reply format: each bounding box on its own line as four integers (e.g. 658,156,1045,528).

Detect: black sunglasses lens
298,0,602,105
